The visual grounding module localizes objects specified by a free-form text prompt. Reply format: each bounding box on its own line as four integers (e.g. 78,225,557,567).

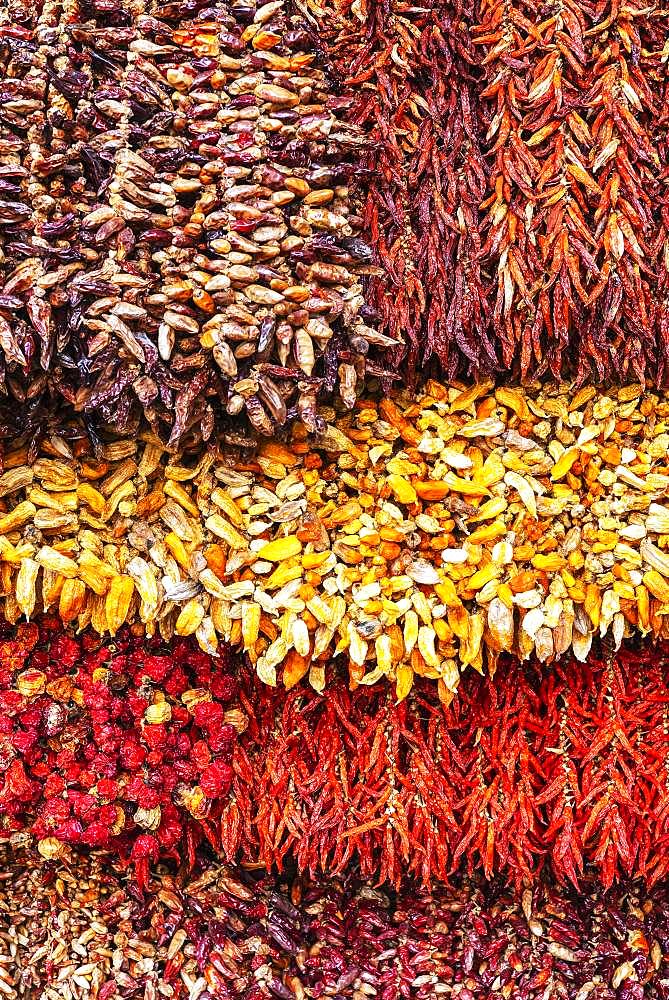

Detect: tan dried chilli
0,1,389,449
1,381,669,696
0,845,668,999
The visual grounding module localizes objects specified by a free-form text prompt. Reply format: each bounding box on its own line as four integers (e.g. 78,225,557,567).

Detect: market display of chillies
4,0,669,996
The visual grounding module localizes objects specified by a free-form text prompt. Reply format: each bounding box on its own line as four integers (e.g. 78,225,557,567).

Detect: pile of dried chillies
4,0,669,964
1,844,668,998
4,619,669,890
0,620,241,890
4,380,669,698
0,0,388,449
0,850,669,1000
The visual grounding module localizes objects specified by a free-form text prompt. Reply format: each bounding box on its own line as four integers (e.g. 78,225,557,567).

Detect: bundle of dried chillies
311,0,490,382
3,845,669,998
0,0,390,450
312,0,669,386
229,640,669,889
0,620,242,890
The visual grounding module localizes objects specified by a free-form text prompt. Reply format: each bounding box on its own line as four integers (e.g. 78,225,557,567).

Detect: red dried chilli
313,1,669,386
312,1,490,384
2,846,669,999
225,641,669,889
0,619,240,890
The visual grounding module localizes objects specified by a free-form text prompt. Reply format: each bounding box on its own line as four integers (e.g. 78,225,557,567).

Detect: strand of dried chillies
229,640,669,889
313,0,669,386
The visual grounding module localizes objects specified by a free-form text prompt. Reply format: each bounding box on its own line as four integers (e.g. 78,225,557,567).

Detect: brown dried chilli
1,845,669,1000
310,0,669,386
0,0,393,451
2,381,669,697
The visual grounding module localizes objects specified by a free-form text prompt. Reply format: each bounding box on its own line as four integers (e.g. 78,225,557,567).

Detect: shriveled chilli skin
1,848,668,1000
0,0,386,449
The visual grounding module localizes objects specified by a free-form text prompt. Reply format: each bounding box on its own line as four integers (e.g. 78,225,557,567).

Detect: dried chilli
312,0,669,386
229,641,669,889
2,847,669,999
0,620,241,890
0,0,387,450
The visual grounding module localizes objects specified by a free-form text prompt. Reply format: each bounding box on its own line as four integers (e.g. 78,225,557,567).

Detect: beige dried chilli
0,381,669,697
